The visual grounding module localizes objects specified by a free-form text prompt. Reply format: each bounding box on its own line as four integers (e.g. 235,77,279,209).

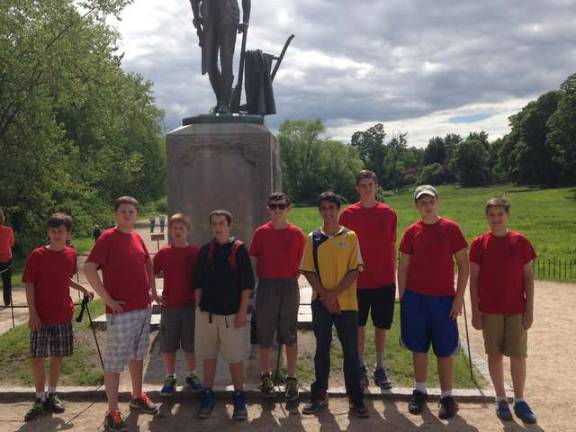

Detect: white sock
47,386,56,394
495,395,507,403
441,390,453,398
376,351,384,368
514,398,525,404
36,392,46,402
166,373,176,379
415,382,427,394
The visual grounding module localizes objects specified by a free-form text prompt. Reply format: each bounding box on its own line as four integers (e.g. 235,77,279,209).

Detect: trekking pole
76,296,104,370
462,302,474,381
274,343,283,385
10,298,15,328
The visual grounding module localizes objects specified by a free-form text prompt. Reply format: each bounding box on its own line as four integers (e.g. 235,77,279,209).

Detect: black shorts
358,284,396,329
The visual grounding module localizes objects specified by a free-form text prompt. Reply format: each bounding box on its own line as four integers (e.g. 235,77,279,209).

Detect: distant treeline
279,73,576,205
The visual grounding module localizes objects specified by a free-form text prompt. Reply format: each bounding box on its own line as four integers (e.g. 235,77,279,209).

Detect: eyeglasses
268,203,288,210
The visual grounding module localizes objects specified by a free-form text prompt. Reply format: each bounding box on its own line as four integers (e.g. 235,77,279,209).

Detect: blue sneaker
232,390,248,421
160,375,177,395
184,372,203,391
495,399,513,421
514,400,537,424
373,366,392,389
197,389,215,419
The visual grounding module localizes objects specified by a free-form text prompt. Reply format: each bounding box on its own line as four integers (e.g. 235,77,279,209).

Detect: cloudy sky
113,0,576,147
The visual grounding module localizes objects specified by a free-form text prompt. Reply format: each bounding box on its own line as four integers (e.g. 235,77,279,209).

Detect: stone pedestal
166,121,281,247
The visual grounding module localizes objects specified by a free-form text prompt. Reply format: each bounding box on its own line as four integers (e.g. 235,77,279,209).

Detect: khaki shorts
195,310,248,364
482,313,527,358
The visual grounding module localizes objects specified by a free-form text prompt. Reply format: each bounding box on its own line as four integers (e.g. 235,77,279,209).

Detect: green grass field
290,184,576,282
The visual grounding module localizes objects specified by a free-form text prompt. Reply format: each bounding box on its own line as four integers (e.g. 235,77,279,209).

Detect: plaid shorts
105,308,151,373
30,323,74,358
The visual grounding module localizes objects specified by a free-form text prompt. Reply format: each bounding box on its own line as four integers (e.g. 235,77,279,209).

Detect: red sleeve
399,227,413,255
153,249,164,274
87,233,110,267
71,250,78,275
249,230,260,258
390,211,397,243
521,237,537,264
22,250,39,284
137,234,150,258
297,229,306,264
450,223,468,253
469,238,483,264
338,210,348,227
9,228,14,247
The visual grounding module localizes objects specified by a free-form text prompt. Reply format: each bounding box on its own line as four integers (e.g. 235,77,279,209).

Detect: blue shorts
400,289,459,357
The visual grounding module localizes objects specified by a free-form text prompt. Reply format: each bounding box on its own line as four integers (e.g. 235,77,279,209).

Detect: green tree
452,132,490,187
350,123,387,183
548,74,576,183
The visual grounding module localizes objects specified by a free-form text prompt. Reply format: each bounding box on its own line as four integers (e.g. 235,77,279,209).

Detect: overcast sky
113,0,576,147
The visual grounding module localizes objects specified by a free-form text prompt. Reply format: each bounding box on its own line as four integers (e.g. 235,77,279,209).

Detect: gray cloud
116,0,576,144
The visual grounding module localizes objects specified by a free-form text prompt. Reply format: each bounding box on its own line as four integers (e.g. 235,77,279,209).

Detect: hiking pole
76,295,104,370
462,301,474,381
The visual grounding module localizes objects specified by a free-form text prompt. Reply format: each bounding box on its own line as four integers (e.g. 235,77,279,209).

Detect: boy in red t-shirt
469,197,537,424
339,170,397,389
154,213,202,395
249,192,305,401
22,213,93,422
398,185,469,420
84,196,161,432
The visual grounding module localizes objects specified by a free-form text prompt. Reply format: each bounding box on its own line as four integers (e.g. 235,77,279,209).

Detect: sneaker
259,373,275,399
232,390,248,421
438,396,459,420
197,388,215,419
302,391,328,415
349,400,370,418
104,410,127,432
285,377,299,402
495,399,513,421
24,399,47,422
129,392,159,415
46,393,65,413
373,366,392,389
359,365,369,389
161,375,177,395
514,400,537,424
184,372,203,391
408,390,427,415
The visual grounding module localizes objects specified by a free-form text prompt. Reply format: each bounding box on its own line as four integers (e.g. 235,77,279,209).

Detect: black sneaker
438,396,458,419
232,390,248,421
129,392,160,415
260,373,275,399
24,399,47,422
373,366,392,389
359,365,369,389
285,377,299,402
408,390,427,415
46,393,65,413
302,391,328,415
104,410,128,432
349,400,370,418
197,388,215,419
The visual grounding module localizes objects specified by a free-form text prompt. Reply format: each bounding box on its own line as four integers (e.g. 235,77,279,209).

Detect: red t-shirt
249,222,306,279
153,244,199,308
87,228,150,313
0,225,14,262
22,246,77,325
469,231,536,314
399,218,468,296
339,202,397,289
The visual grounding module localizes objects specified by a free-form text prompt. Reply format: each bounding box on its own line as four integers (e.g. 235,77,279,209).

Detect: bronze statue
190,0,251,114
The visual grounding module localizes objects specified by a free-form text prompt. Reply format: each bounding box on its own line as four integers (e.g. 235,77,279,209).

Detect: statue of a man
190,0,251,114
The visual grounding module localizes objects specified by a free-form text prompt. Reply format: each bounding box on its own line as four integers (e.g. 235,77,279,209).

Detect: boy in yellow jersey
300,192,368,418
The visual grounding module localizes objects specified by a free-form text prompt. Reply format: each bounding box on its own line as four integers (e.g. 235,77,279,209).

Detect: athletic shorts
482,313,527,358
105,308,151,373
30,323,73,358
195,310,248,364
160,305,195,354
358,284,396,329
255,278,299,347
400,289,459,357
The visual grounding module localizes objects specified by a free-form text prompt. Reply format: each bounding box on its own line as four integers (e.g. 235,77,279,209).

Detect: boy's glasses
268,203,288,210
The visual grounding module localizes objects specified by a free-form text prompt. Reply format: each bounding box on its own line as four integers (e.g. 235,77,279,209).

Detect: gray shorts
160,305,195,353
30,323,73,358
105,308,151,373
255,278,299,347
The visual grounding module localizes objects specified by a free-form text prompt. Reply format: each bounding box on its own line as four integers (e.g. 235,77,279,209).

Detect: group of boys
20,169,538,430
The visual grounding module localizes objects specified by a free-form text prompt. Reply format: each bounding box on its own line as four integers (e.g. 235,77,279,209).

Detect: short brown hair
169,213,191,230
318,191,342,209
356,170,378,185
485,197,511,214
209,209,233,225
114,196,139,211
268,192,290,206
47,212,73,231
